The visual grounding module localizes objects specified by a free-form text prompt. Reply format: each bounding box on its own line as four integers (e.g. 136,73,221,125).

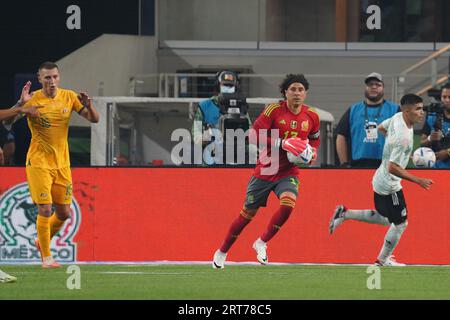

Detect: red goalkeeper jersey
252,101,321,181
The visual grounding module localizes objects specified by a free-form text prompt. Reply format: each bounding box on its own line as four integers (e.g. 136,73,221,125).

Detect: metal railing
131,72,397,96
415,75,449,97
128,72,444,124
394,44,450,101
122,70,449,124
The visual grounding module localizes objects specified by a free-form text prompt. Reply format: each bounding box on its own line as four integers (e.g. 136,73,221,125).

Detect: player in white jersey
329,94,433,266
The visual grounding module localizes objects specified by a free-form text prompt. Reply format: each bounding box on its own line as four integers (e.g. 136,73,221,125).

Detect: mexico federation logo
0,182,81,263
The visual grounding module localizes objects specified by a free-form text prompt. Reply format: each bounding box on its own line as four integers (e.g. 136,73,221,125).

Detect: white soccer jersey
372,112,413,195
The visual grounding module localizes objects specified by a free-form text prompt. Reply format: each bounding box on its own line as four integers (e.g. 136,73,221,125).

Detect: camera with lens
423,102,444,132
215,70,251,164
215,70,250,133
425,90,446,151
423,102,443,115
218,92,249,132
425,88,445,131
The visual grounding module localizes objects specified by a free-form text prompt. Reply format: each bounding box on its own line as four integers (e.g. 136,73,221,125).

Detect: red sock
261,196,295,242
219,209,253,253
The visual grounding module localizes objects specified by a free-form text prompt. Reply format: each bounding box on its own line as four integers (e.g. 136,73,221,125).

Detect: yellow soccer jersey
23,88,85,169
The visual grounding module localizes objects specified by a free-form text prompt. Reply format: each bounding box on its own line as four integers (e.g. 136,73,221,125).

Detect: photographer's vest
426,114,450,168
198,97,222,165
198,98,220,129
349,100,399,161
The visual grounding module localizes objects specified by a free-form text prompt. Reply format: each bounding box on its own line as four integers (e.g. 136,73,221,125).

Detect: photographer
191,70,251,165
420,83,450,168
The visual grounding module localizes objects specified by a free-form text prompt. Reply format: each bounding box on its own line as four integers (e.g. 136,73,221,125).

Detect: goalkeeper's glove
275,137,309,157
310,146,318,163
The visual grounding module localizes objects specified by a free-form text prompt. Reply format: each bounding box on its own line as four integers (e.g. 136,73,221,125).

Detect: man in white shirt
329,94,433,266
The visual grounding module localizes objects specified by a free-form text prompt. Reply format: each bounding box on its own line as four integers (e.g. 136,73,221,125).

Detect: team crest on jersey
0,182,81,263
290,121,298,129
301,120,309,131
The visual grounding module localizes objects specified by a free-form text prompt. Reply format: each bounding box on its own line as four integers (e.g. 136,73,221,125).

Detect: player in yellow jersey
18,61,99,268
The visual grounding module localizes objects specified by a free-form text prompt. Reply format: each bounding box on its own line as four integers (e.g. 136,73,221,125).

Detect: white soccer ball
287,143,314,165
412,147,436,168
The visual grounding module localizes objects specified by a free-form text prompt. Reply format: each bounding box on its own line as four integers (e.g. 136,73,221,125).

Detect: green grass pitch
1,264,450,300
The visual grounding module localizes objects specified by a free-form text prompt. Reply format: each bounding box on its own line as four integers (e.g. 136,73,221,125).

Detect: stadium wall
0,168,449,265
55,34,158,128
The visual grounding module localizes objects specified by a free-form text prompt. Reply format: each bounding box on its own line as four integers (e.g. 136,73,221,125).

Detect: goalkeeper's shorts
243,175,299,209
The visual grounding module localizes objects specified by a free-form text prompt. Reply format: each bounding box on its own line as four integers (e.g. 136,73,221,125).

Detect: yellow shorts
26,166,73,205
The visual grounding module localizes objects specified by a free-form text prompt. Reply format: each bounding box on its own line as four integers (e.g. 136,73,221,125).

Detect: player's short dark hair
279,74,309,98
400,94,423,107
441,82,450,91
38,61,59,72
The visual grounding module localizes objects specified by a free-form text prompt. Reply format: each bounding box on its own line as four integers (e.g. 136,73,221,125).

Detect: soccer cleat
34,238,44,262
329,205,346,235
35,238,60,268
0,270,17,283
374,255,405,267
212,250,227,269
42,256,61,269
252,238,268,265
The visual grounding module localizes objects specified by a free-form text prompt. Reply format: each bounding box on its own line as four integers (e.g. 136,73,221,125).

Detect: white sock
377,221,408,262
344,209,390,226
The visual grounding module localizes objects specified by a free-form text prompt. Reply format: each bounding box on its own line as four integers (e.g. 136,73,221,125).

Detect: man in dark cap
335,72,400,168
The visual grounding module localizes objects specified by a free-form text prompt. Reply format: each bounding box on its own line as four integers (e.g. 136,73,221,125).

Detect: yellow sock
49,214,65,239
36,215,51,258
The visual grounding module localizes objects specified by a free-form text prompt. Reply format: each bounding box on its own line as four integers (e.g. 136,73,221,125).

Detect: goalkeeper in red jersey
212,74,320,268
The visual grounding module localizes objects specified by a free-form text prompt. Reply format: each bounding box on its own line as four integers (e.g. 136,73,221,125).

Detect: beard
365,92,384,103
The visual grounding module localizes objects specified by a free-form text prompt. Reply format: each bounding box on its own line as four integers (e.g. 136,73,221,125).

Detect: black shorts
243,176,299,209
374,190,408,225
